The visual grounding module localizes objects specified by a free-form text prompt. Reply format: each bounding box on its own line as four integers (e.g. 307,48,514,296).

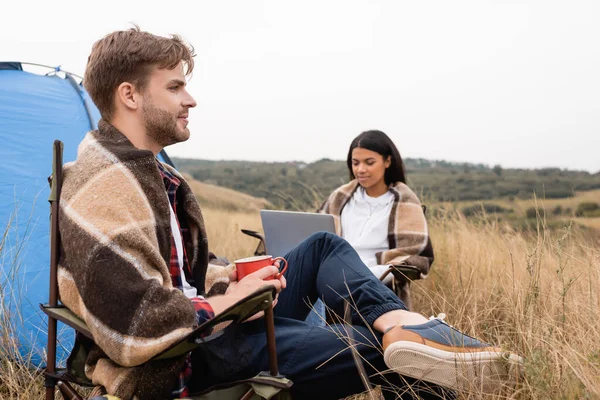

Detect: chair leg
235,305,280,400
264,304,279,377
394,279,413,311
57,381,84,400
240,388,255,400
45,316,58,400
45,385,56,400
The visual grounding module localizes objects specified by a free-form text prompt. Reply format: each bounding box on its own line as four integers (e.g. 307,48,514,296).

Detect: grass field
1,181,599,399
197,187,600,399
433,189,600,214
429,189,600,242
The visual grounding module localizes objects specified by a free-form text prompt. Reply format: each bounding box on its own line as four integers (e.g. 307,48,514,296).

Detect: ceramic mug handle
273,257,288,278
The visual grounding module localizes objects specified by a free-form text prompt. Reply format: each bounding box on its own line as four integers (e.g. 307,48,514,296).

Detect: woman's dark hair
346,130,406,185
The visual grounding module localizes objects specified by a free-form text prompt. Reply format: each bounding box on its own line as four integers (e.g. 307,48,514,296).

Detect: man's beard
142,100,189,148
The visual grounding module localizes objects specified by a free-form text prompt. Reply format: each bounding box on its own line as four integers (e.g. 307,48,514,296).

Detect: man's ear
115,82,140,111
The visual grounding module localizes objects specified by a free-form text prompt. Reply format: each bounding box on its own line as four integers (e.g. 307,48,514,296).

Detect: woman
318,130,433,308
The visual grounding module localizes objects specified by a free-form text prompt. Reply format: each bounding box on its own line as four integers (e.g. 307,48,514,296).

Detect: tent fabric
0,66,173,365
0,62,23,71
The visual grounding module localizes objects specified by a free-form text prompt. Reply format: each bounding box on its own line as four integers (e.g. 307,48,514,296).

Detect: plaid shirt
157,161,214,399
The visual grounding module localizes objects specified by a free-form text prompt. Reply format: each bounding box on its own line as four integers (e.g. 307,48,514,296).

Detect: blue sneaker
382,315,523,393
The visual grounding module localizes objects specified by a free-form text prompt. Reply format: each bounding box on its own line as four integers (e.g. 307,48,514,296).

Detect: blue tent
0,62,173,365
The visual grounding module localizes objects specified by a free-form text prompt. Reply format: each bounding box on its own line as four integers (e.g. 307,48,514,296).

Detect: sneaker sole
384,341,523,393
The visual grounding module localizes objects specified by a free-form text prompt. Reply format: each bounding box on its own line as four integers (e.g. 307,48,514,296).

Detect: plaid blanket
318,179,434,277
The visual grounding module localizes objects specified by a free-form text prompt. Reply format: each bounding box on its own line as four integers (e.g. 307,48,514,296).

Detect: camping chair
377,262,422,312
240,206,433,311
41,140,292,400
382,205,434,311
241,229,267,257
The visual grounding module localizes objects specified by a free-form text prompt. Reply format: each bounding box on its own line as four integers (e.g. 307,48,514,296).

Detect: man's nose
183,91,197,108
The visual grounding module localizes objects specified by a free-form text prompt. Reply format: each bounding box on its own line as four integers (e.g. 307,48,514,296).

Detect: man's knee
306,231,338,243
304,231,346,249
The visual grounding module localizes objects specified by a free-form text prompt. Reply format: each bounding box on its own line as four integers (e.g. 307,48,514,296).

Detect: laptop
260,210,336,257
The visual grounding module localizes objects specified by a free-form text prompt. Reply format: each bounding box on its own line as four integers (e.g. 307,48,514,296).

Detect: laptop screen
260,210,336,257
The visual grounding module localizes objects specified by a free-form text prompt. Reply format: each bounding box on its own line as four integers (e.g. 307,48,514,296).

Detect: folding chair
41,140,292,400
377,264,422,311
240,229,266,257
378,205,434,311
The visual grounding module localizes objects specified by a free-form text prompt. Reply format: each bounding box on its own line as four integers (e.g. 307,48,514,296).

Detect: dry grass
186,170,269,261
435,189,600,219
1,209,48,399
574,216,600,231
508,189,600,213
2,192,599,399
183,173,272,214
201,205,600,399
202,207,263,262
410,212,600,399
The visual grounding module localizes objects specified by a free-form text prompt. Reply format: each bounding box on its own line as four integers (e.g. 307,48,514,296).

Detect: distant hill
174,158,600,211
181,173,271,213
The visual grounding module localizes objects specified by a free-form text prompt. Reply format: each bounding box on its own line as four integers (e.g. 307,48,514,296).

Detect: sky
2,0,599,172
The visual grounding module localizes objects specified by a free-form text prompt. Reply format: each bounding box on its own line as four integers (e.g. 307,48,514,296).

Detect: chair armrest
153,286,276,360
240,229,265,242
42,287,276,362
40,304,93,339
389,265,422,281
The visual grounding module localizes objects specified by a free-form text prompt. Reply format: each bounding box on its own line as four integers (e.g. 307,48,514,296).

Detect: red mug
234,255,288,281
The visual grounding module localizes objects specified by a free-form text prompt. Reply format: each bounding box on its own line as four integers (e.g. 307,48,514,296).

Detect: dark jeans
191,232,442,399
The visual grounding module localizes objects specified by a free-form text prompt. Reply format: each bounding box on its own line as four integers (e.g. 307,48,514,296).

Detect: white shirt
341,187,394,281
168,202,198,299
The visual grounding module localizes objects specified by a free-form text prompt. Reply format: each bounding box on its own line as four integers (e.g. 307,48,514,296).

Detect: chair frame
42,140,291,400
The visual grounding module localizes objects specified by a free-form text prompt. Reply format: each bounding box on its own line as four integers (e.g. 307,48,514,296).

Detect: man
59,27,521,399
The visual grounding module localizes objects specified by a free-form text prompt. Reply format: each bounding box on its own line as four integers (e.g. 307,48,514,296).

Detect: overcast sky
2,0,599,172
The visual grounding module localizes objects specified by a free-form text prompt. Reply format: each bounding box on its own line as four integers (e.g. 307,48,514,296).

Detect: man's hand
227,265,286,321
207,265,286,320
228,261,287,293
226,265,281,297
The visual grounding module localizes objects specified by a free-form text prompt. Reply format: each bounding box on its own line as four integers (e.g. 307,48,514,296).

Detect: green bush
526,207,546,219
551,205,563,215
575,202,600,217
462,203,512,217
584,209,600,218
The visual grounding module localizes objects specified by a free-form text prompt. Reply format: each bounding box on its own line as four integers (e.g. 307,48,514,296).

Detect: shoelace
383,313,454,335
428,313,461,333
428,313,488,345
428,312,447,322
384,313,452,335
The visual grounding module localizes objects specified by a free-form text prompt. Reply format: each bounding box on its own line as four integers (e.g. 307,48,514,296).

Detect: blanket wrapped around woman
318,179,434,278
